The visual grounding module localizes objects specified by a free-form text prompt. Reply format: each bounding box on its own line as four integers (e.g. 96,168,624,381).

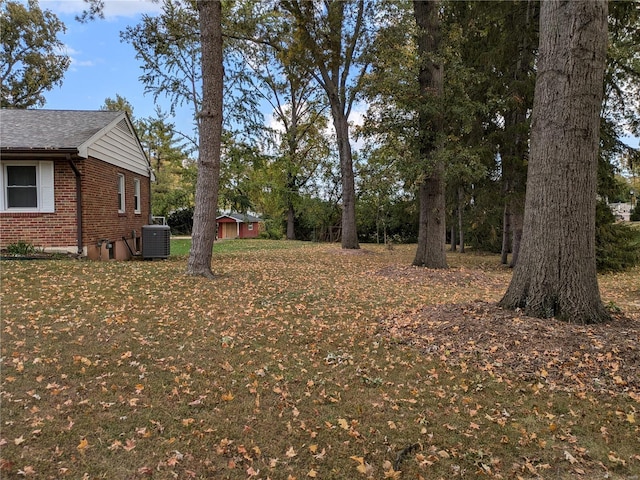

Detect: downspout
67,155,83,255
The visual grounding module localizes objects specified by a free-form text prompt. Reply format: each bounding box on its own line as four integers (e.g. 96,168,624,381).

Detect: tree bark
499,0,610,324
500,202,511,264
457,185,465,253
286,201,296,240
412,0,447,269
450,222,456,252
333,112,359,249
186,0,223,277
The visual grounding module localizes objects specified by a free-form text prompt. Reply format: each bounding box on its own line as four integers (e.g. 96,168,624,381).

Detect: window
7,165,37,208
133,178,141,214
1,161,54,212
248,223,253,231
117,173,125,213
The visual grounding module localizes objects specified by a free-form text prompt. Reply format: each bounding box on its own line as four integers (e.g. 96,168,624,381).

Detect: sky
39,0,197,136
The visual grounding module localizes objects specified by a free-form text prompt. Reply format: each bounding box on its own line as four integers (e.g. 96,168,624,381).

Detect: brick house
0,109,154,260
216,213,262,239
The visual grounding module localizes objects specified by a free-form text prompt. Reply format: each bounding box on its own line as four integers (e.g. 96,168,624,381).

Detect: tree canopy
0,0,70,108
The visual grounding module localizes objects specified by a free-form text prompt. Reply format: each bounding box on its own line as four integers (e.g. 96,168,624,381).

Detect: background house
0,109,153,260
216,213,262,239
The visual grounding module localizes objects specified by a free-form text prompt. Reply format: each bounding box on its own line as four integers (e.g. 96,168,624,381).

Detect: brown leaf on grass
379,300,640,396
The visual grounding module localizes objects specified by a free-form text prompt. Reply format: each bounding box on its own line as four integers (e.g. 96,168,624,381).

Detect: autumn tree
499,0,610,324
280,0,375,249
138,110,196,218
410,0,446,268
100,93,134,117
186,0,223,278
0,0,70,108
226,8,331,240
120,0,202,149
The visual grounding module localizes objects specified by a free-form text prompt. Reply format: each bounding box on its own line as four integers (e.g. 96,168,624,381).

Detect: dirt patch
379,300,640,398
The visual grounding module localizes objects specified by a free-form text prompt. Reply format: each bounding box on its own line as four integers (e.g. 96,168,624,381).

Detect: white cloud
40,0,162,19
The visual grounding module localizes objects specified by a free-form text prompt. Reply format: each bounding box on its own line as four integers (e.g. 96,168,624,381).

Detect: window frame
117,173,126,213
133,177,141,214
0,161,55,213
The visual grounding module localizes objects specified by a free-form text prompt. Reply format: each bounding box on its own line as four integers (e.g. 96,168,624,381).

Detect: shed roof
217,213,262,223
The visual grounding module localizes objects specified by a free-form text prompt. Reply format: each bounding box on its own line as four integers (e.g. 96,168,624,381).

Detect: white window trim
0,161,55,213
133,178,141,214
117,173,126,213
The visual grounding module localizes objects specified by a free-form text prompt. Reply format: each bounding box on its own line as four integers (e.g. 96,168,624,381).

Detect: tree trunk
286,201,295,240
186,0,223,278
510,203,522,267
412,0,446,269
457,185,465,253
500,0,536,268
499,0,609,324
500,202,511,264
333,112,359,249
450,222,456,252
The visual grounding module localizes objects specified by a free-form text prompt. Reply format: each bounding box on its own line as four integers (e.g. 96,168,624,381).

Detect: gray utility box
142,224,171,259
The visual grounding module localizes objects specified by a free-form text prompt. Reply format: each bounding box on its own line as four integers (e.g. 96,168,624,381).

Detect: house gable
0,109,152,179
81,114,152,178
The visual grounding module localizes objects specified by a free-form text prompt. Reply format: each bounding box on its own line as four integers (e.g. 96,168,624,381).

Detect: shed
216,213,262,239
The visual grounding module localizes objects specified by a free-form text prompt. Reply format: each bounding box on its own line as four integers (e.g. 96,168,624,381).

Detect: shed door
222,222,237,239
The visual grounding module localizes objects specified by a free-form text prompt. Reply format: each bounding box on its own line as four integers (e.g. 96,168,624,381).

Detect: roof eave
0,147,80,159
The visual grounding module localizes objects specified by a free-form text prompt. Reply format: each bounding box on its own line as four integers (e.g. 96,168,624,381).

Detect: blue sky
40,0,196,135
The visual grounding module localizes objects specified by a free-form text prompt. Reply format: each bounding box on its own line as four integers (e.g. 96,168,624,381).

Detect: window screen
6,165,37,208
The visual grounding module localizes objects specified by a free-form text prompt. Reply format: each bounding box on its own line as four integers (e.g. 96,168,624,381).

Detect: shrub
167,207,194,235
6,241,36,256
596,202,640,272
259,219,283,240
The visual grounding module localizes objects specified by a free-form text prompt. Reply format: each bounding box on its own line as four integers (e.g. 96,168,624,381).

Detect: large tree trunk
333,112,360,249
499,0,609,324
186,0,223,277
412,0,446,269
286,200,296,240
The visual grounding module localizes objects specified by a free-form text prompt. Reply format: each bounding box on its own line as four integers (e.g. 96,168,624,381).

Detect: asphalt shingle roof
219,213,263,223
0,109,123,150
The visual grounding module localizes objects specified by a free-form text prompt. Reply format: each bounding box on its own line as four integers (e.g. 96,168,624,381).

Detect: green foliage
258,218,284,240
0,0,70,108
167,207,194,235
631,202,640,222
596,202,640,272
100,94,134,117
5,240,36,256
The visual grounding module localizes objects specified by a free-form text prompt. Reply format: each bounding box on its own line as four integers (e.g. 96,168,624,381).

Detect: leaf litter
379,300,640,398
1,242,639,479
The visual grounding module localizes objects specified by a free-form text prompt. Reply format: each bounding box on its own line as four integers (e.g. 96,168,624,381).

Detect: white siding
87,127,150,177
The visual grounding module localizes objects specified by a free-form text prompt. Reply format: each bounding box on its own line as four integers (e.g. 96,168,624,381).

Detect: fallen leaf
285,446,297,458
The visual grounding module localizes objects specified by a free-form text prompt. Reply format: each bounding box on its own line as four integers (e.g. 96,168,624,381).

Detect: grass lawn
1,241,639,479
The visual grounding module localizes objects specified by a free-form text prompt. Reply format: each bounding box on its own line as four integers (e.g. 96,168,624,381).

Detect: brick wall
82,157,150,260
0,157,151,260
0,159,78,249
